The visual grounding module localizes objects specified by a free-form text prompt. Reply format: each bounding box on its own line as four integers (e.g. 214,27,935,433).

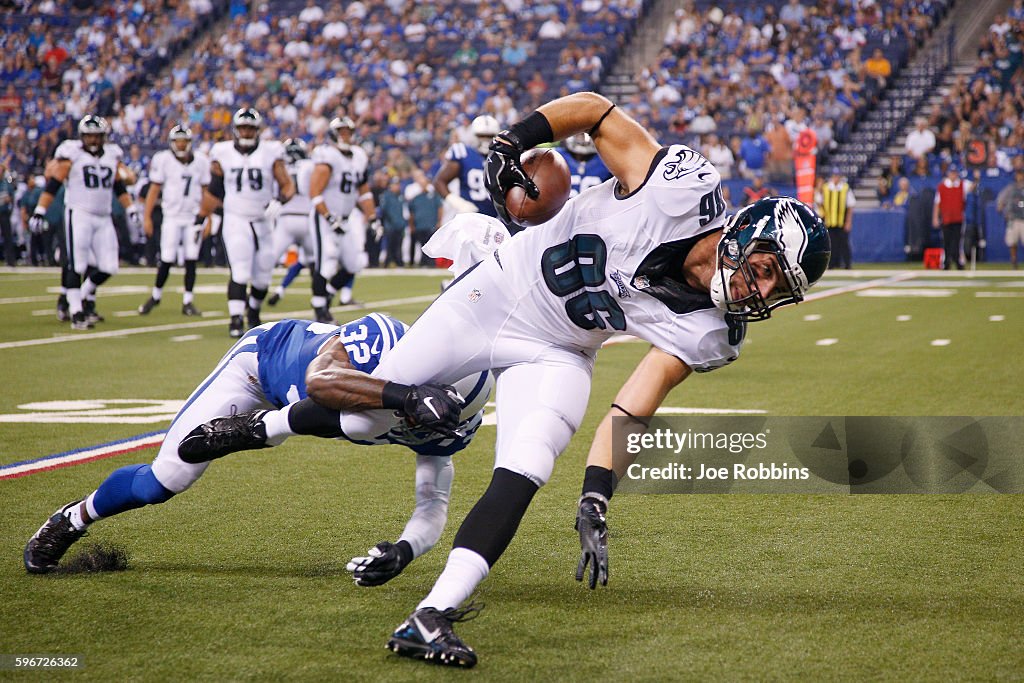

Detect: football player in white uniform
308,116,379,313
198,108,295,338
29,115,140,330
24,314,481,578
175,94,831,668
267,138,326,320
138,124,212,317
361,93,825,666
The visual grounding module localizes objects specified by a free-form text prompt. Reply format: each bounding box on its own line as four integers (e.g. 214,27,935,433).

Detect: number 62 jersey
55,139,124,216
496,144,740,373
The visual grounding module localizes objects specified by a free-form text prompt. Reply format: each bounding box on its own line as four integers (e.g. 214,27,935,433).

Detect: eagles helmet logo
709,196,830,321
168,123,193,161
78,115,109,154
232,108,262,151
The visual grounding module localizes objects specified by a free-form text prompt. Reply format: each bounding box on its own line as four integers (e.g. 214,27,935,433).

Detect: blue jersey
557,148,613,197
445,142,496,216
256,314,406,408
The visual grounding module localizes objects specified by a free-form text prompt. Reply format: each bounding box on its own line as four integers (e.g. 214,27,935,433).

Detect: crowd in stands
0,0,223,180
625,0,948,186
876,5,1024,205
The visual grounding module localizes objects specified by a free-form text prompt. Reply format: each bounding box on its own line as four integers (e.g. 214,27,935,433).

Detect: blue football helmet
709,196,830,321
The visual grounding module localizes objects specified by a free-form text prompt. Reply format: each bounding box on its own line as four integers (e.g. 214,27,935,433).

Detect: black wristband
582,465,617,501
209,173,225,199
506,111,554,151
381,382,413,410
395,539,414,566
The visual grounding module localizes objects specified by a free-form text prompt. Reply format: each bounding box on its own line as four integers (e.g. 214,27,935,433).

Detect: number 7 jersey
496,145,740,373
148,150,211,218
55,140,124,216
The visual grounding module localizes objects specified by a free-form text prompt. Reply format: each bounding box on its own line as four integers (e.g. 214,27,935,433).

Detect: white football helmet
232,107,262,150
168,123,193,160
470,114,500,154
78,115,109,154
328,116,356,152
564,132,597,158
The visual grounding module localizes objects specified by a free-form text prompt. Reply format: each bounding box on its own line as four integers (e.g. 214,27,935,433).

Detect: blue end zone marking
0,429,167,471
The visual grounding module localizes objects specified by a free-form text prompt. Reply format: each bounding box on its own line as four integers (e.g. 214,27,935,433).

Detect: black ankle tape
582,465,616,500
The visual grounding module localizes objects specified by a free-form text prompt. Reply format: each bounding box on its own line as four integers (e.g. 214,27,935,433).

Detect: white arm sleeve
398,455,453,558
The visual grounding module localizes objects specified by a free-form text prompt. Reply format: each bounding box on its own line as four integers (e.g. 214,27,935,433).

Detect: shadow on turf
139,560,348,578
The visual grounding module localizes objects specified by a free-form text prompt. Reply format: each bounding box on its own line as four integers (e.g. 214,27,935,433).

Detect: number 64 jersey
497,145,740,373
55,139,124,216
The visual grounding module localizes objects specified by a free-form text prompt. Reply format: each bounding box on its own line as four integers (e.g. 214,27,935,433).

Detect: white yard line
0,294,437,350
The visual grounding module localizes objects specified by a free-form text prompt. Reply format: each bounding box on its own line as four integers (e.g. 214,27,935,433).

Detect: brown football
505,147,571,227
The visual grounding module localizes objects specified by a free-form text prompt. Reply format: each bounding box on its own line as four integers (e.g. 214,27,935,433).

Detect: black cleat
229,315,244,338
71,311,93,330
138,296,160,315
267,292,281,306
24,501,88,574
314,306,336,324
181,302,201,317
387,604,482,668
246,307,262,330
83,299,104,324
178,409,271,463
56,295,70,322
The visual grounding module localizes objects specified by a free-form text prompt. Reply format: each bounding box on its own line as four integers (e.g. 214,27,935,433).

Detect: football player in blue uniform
556,132,613,197
432,115,501,217
24,315,487,584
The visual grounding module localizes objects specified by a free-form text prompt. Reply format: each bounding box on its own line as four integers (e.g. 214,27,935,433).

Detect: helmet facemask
469,115,500,154
709,197,828,321
565,132,597,158
78,115,109,154
328,117,356,153
169,125,193,160
232,108,262,150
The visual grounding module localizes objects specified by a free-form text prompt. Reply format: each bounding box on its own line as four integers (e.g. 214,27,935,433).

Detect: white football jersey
209,140,285,218
282,157,314,215
55,140,124,216
310,143,369,217
496,145,740,372
148,150,212,218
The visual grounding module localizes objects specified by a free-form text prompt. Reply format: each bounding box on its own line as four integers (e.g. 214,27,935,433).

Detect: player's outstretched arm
576,347,691,589
306,338,465,436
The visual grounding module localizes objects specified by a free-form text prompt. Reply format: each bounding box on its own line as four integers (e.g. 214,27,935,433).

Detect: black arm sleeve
113,179,127,196
208,173,225,200
44,177,63,195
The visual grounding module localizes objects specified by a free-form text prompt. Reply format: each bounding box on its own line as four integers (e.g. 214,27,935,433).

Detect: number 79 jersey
55,140,124,216
497,145,740,373
209,140,285,219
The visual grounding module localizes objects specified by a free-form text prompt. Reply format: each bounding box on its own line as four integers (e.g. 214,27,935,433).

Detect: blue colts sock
91,464,175,519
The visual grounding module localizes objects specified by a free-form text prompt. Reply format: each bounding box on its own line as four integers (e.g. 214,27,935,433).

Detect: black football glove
484,130,539,226
575,493,609,589
346,540,413,586
403,383,464,438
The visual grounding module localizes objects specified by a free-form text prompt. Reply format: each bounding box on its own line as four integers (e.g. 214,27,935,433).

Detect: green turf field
1,266,1021,681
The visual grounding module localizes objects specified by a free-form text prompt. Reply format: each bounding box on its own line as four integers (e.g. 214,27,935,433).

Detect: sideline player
24,314,485,580
138,124,212,316
361,93,829,666
29,115,140,329
433,115,501,217
197,108,295,337
308,116,378,313
557,132,613,196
